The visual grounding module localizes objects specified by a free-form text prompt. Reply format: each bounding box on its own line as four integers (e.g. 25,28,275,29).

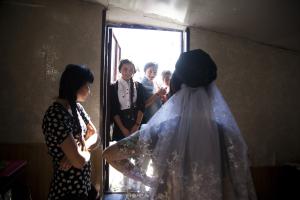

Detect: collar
119,77,130,85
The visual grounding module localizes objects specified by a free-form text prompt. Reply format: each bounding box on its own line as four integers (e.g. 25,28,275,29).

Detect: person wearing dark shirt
42,64,100,200
141,62,166,123
110,59,145,141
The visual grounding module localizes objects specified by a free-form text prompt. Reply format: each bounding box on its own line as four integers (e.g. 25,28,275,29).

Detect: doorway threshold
103,193,126,200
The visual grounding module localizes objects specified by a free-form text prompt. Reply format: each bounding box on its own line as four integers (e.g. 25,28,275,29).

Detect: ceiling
89,0,300,51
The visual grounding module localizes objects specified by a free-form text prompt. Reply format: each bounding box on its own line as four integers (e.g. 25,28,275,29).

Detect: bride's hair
169,72,182,96
170,49,217,96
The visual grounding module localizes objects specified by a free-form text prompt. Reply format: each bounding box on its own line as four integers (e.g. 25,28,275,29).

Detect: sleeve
108,121,170,187
48,110,73,146
136,82,146,113
77,103,91,124
110,83,120,117
56,120,73,145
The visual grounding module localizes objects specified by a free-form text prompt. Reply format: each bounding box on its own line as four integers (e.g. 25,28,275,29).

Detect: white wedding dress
109,83,257,200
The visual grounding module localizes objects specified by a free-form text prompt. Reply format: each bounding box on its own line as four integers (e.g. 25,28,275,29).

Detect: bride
103,49,257,200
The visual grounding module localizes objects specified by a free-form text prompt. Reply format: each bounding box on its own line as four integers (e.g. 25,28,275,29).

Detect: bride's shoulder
157,115,181,131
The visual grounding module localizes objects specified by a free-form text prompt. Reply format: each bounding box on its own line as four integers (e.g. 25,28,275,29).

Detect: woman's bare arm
60,134,91,169
145,93,159,108
84,122,100,151
103,143,141,180
145,88,166,108
131,111,144,133
102,134,153,184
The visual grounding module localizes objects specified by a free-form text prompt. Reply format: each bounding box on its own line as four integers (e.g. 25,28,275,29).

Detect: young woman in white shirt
110,59,145,141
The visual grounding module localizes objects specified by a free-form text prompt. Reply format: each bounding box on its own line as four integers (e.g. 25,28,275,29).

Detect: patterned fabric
106,83,257,200
42,102,91,200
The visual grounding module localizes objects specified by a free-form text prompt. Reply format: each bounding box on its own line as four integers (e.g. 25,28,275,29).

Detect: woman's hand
60,135,91,169
85,123,96,139
59,156,72,171
78,136,86,151
156,87,167,97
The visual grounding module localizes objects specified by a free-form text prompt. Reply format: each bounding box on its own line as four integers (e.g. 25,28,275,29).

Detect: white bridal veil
116,82,257,200
105,49,257,200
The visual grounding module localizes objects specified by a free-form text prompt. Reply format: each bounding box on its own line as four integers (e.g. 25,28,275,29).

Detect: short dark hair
118,59,136,73
144,62,158,72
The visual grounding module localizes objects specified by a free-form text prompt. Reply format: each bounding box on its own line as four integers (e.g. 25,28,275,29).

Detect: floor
103,194,126,200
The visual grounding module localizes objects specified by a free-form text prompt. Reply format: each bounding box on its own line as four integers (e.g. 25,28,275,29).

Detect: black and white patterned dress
42,102,92,200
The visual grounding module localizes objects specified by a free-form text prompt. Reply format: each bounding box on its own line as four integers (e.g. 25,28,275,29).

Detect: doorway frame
100,20,190,194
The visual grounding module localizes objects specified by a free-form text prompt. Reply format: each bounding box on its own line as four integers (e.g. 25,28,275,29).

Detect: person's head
119,59,136,81
170,49,217,95
59,64,94,103
144,62,158,81
59,64,94,134
161,70,172,87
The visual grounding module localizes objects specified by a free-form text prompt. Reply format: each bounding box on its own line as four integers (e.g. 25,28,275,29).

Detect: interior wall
106,6,185,30
0,0,103,143
0,0,104,199
190,27,300,166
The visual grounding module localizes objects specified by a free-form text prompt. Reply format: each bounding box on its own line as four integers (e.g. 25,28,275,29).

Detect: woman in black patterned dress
42,64,100,200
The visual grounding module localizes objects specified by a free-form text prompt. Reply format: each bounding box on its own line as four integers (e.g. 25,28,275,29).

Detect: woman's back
103,49,257,200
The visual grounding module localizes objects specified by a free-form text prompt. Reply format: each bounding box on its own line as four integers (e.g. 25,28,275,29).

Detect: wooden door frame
100,20,190,194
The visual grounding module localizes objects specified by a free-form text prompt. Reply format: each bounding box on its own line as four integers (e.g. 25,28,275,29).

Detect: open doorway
102,24,188,195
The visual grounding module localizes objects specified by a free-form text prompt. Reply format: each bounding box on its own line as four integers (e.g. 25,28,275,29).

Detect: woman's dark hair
170,49,217,96
144,62,158,72
118,59,136,109
118,59,136,73
59,64,94,133
169,72,182,96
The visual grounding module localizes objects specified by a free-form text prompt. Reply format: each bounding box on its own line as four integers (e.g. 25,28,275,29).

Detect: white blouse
117,78,137,110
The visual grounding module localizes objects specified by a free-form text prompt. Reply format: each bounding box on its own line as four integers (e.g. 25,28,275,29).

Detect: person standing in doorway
110,59,145,141
141,62,166,123
160,70,172,103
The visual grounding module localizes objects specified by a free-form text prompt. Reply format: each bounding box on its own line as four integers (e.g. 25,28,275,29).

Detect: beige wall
0,0,103,143
190,27,300,166
0,0,104,198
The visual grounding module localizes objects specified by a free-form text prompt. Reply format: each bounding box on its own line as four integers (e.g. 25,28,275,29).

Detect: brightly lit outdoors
108,27,182,193
111,28,182,84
